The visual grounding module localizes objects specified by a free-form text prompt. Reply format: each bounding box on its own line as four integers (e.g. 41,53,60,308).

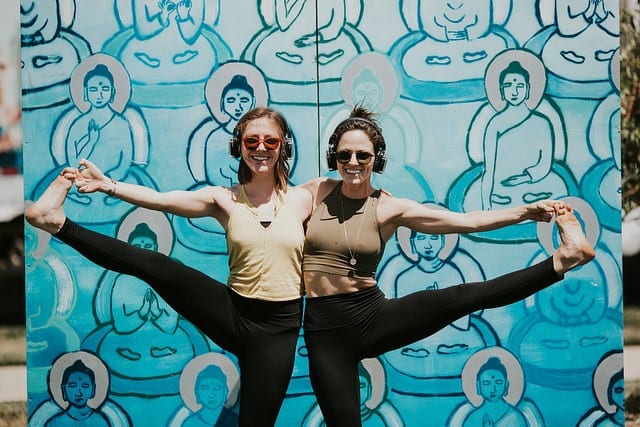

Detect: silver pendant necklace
339,191,370,266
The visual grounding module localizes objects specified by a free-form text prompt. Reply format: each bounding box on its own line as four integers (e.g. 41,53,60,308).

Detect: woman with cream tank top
26,107,312,427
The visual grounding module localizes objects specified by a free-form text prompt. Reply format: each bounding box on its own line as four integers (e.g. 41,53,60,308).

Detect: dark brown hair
332,104,385,153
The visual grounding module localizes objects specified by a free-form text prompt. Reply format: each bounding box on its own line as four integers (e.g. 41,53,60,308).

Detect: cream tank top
225,186,304,301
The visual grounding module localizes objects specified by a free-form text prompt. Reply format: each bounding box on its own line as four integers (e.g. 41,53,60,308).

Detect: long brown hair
235,107,291,192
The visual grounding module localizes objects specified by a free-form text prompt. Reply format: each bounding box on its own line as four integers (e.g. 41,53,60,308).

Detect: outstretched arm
380,196,563,237
74,159,224,219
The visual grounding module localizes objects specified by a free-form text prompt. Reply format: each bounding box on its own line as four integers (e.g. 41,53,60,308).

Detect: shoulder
299,177,339,204
198,185,235,200
377,191,407,209
377,194,422,222
285,186,314,220
285,186,313,208
287,185,312,200
299,176,331,193
196,185,237,214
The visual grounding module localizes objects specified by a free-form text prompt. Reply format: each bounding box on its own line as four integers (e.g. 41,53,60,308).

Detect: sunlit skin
477,369,508,403
500,73,529,107
240,117,282,176
222,89,254,120
336,130,376,192
84,76,114,109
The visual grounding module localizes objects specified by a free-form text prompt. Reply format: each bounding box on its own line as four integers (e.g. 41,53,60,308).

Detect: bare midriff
303,271,377,297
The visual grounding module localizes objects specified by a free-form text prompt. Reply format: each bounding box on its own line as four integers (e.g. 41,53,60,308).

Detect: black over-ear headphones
229,125,294,159
326,117,387,173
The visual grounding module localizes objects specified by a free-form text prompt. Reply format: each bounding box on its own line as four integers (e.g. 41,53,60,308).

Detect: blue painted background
22,0,623,425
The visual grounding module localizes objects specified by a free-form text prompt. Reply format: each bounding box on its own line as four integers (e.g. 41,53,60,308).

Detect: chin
349,177,366,184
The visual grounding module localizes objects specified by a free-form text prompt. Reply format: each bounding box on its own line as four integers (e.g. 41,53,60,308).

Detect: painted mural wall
21,0,623,425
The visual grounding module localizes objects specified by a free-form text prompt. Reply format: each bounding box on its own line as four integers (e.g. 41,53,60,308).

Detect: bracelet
107,179,117,196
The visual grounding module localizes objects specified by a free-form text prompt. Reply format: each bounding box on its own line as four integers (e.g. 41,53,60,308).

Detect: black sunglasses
335,150,374,165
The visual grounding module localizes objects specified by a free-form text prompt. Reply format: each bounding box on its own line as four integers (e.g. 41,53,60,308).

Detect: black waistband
229,288,303,330
303,286,385,331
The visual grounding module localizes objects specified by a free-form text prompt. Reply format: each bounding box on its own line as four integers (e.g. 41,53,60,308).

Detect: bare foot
25,172,73,234
552,207,595,275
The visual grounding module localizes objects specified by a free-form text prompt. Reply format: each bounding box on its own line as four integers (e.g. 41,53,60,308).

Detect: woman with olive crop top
26,107,312,427
299,106,595,427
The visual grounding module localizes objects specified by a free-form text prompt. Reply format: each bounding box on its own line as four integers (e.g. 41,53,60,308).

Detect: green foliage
621,9,640,213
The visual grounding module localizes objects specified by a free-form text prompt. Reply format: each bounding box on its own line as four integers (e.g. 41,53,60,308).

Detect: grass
0,402,26,427
0,325,25,426
0,307,639,424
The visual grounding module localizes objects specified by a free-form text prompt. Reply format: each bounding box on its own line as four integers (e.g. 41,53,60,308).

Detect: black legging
303,257,560,427
55,219,301,427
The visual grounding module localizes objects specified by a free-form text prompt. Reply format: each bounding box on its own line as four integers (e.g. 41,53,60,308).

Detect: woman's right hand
75,159,113,195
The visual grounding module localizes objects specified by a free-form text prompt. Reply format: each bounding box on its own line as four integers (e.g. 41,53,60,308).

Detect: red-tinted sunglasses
242,136,282,150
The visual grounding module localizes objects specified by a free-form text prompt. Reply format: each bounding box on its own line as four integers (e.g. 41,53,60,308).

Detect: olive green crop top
303,183,384,278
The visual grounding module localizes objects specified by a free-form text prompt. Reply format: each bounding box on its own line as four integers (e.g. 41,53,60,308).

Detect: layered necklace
339,191,370,266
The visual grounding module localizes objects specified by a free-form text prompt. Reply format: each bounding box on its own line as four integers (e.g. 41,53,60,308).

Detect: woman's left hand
526,200,565,222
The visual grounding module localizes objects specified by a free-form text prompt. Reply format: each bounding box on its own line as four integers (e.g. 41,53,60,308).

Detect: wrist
106,179,117,196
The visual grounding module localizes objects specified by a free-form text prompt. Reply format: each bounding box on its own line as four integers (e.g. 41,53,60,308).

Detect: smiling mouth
344,168,362,174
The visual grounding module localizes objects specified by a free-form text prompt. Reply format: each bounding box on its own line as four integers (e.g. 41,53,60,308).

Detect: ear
84,88,89,102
